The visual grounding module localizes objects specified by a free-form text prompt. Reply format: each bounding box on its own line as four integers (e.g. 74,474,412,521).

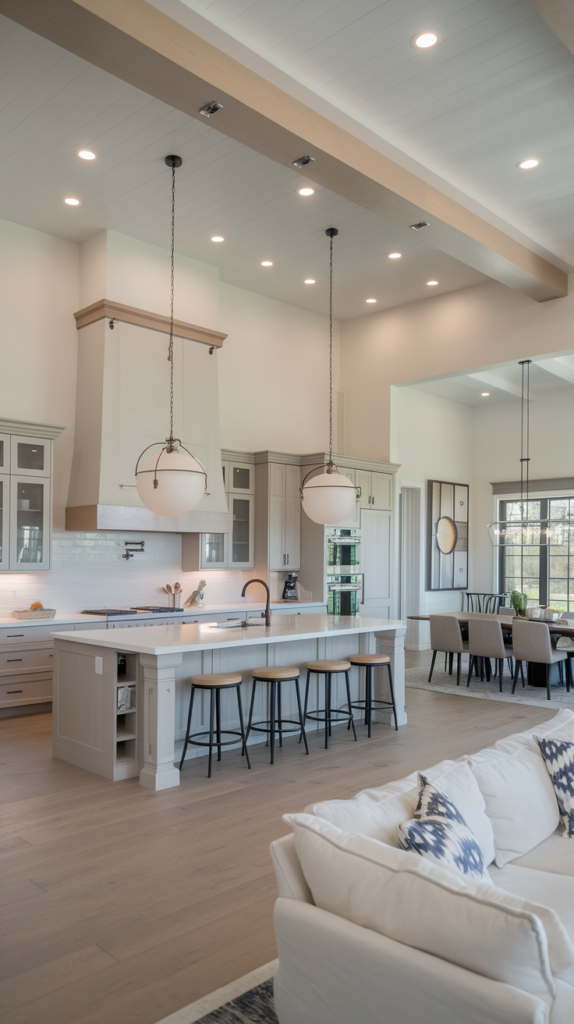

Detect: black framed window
499,497,574,610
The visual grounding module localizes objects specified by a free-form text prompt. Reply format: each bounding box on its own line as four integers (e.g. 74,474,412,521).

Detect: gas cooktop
82,607,184,617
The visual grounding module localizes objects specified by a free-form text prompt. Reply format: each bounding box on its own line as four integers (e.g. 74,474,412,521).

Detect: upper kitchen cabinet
254,453,301,577
183,452,255,571
357,469,393,509
0,420,63,573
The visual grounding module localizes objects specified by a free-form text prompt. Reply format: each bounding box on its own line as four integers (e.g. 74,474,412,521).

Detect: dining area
409,605,574,702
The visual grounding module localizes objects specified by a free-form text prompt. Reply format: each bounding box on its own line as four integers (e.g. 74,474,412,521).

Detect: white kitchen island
53,615,407,792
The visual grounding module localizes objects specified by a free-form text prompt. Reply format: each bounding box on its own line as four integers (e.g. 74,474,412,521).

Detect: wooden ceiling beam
1,0,567,302
529,1,574,58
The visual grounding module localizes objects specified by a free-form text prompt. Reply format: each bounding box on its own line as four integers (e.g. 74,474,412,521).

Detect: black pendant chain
164,155,182,448
325,227,338,466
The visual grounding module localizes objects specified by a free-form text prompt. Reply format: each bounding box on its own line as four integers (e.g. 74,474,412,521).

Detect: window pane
522,553,540,577
550,555,569,577
527,501,541,520
549,579,568,608
550,499,569,520
523,579,539,602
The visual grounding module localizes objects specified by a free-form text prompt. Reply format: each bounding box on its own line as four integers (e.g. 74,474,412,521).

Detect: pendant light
301,228,359,524
135,156,207,517
487,359,566,547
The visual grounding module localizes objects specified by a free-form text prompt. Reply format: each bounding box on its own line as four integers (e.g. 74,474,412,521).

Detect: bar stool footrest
247,719,304,736
184,729,245,748
305,708,354,723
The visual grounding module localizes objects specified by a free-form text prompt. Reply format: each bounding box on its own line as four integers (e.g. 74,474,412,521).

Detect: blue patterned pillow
535,736,574,838
398,774,489,881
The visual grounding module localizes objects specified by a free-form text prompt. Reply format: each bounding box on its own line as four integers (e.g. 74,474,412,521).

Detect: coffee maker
282,573,299,601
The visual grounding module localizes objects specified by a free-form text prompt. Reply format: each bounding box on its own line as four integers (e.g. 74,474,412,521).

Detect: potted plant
511,590,528,616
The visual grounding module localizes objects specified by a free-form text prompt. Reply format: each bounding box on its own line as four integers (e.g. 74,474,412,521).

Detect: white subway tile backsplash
0,532,251,611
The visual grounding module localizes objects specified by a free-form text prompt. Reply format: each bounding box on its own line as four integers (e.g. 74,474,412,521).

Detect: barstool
349,654,397,736
245,667,308,764
179,673,250,778
303,660,357,748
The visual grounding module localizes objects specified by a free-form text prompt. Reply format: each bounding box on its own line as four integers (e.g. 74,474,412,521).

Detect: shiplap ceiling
408,356,574,405
0,14,489,320
166,0,574,265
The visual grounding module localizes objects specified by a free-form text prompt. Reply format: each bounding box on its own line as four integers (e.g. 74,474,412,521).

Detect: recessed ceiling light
517,158,539,170
64,197,80,205
76,149,95,160
211,235,224,242
413,31,439,48
298,187,315,196
388,252,402,259
366,298,377,303
427,280,438,286
304,278,316,284
481,392,490,397
261,260,273,267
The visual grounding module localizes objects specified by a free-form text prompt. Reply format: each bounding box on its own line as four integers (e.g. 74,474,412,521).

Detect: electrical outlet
95,656,103,675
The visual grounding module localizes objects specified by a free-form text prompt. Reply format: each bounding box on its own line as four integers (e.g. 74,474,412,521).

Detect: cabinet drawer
0,646,53,675
0,624,60,643
0,674,52,706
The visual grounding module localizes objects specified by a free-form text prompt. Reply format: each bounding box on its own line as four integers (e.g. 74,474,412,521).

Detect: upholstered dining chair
511,618,571,701
467,618,514,692
429,615,468,686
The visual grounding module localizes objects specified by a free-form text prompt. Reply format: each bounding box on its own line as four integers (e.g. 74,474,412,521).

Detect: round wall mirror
436,516,458,554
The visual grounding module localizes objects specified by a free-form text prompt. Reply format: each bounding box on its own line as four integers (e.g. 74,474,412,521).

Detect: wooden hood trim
74,299,227,348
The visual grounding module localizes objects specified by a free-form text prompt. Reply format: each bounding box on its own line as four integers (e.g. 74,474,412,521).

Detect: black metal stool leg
270,680,277,764
236,686,251,770
366,665,373,737
179,684,195,769
387,662,398,731
277,681,283,747
324,673,330,748
244,678,257,752
344,670,357,741
215,687,222,761
302,670,311,737
294,678,309,754
207,689,215,778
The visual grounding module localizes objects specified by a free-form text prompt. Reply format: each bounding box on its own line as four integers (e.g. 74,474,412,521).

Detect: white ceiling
0,14,489,320
407,355,574,405
168,0,574,265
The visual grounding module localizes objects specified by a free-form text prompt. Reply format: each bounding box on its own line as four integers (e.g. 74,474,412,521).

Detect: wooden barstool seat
303,659,356,748
348,654,397,736
179,672,250,777
245,667,308,764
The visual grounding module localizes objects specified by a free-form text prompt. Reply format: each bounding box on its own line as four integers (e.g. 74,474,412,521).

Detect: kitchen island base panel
53,617,407,789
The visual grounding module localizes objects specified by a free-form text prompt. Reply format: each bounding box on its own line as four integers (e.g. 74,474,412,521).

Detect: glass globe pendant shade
301,468,357,525
136,445,207,517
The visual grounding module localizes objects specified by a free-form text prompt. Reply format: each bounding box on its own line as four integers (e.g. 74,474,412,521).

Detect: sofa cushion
284,811,571,1002
512,830,574,876
536,736,574,837
468,745,560,867
310,760,495,864
398,775,489,881
488,862,574,981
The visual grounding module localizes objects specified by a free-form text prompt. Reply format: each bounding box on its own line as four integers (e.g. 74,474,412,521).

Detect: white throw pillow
310,760,495,864
285,812,573,1002
398,775,490,881
468,745,560,868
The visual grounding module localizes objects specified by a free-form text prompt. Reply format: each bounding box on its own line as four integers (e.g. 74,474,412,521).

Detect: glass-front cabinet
201,532,228,569
229,495,253,568
0,425,56,573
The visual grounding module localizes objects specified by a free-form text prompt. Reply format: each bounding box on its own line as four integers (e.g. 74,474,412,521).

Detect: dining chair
464,593,507,614
467,618,514,692
511,618,571,701
429,615,467,686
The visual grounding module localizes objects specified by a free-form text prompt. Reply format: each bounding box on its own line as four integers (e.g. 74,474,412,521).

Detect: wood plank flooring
0,678,558,1024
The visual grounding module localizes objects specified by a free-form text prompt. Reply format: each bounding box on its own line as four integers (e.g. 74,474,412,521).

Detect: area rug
154,961,278,1024
406,665,574,709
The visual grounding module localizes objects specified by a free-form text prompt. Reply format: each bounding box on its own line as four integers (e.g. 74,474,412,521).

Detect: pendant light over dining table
300,228,359,524
135,156,208,517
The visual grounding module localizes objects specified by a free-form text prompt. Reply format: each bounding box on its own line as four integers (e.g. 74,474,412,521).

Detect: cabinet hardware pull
7,690,23,693
7,658,22,662
7,634,24,637
286,554,289,565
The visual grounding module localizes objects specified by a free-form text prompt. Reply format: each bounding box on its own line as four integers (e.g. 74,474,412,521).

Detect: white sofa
270,709,574,1024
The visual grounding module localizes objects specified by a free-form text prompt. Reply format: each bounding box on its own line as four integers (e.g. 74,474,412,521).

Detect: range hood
66,300,231,534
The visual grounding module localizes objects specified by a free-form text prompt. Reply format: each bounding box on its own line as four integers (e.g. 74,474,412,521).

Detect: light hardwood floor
0,679,557,1024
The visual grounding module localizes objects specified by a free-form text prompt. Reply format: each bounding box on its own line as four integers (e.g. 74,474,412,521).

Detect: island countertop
54,614,405,657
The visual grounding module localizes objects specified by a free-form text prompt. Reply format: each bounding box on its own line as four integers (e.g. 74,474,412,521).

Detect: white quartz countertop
54,615,405,656
0,601,325,628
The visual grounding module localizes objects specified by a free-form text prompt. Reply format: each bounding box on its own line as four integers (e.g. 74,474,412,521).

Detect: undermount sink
211,618,267,629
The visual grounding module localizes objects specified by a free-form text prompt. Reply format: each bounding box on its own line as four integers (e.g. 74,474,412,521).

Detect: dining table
407,611,574,688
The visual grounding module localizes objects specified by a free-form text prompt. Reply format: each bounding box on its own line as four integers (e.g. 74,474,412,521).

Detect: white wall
218,282,337,454
341,278,574,462
391,386,473,646
0,219,79,529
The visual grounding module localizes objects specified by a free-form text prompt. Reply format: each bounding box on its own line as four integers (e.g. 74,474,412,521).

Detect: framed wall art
427,479,469,591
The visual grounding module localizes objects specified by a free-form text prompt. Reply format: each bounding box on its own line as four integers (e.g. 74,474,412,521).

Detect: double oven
326,528,362,616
